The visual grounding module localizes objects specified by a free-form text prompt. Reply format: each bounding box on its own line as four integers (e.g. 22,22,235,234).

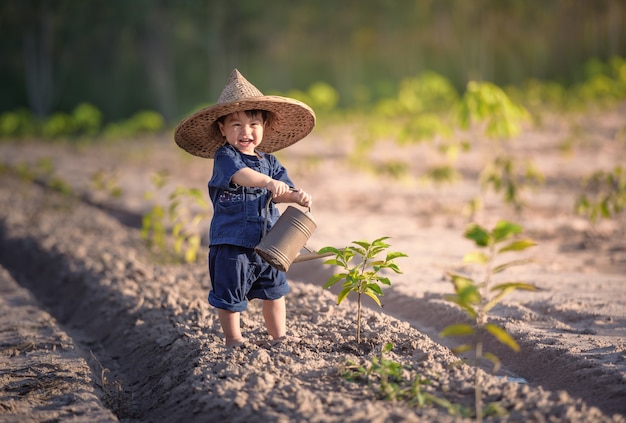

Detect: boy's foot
270,335,302,346
225,338,247,348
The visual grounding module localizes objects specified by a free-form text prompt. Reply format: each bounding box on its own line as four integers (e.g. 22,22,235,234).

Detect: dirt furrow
0,264,118,422
1,174,623,422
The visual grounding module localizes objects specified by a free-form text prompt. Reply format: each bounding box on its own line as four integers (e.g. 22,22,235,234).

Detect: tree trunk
139,2,176,123
22,0,54,118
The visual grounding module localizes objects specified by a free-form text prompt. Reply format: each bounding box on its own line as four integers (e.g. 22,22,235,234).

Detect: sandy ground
0,104,625,422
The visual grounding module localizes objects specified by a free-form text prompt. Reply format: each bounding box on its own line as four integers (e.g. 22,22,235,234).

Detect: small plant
440,220,537,422
343,343,462,415
168,186,211,263
90,350,127,416
141,171,211,263
141,171,170,257
11,158,73,196
479,155,545,211
103,110,164,139
14,161,36,182
320,237,407,344
90,169,123,199
456,81,529,140
575,165,625,224
344,343,405,401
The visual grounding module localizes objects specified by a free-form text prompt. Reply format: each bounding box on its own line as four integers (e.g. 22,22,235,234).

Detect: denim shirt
208,144,295,248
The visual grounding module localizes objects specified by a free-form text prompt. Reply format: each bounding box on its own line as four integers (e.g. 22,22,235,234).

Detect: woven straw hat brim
174,96,316,159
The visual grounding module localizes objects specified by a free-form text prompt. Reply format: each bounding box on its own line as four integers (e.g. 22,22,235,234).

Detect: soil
0,104,625,422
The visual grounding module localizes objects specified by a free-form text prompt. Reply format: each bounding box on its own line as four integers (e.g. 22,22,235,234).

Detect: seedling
457,81,529,140
342,343,462,415
168,186,211,263
141,171,211,263
11,158,73,196
480,155,544,211
320,237,407,344
440,220,537,422
141,171,169,257
343,343,405,401
575,165,625,224
90,169,123,199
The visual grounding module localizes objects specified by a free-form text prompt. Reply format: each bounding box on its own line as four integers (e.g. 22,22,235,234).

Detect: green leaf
493,258,534,274
363,290,382,307
168,200,180,218
484,282,537,312
498,239,536,253
451,344,473,355
386,251,408,261
185,247,197,263
440,323,475,337
491,282,537,292
318,246,341,255
172,222,183,238
376,276,392,286
191,214,204,226
483,352,501,373
367,283,384,295
492,220,522,242
188,187,202,198
443,294,478,319
448,273,474,291
463,251,489,264
385,263,403,274
464,224,490,247
188,234,201,248
323,273,346,289
449,274,481,304
352,240,372,250
483,287,514,313
372,236,391,245
337,286,352,304
341,280,354,288
174,237,184,254
484,323,520,352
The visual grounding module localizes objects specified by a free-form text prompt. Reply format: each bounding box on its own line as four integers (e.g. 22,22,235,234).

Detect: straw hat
174,69,316,158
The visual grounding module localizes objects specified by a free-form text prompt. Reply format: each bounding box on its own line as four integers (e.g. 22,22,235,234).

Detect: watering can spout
292,249,335,264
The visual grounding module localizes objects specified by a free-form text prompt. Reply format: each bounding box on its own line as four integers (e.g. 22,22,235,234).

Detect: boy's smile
218,111,265,155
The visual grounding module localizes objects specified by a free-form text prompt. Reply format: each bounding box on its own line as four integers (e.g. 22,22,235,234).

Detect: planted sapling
440,220,537,422
319,237,407,344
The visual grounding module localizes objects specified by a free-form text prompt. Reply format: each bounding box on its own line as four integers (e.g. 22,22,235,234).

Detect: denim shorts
208,244,290,312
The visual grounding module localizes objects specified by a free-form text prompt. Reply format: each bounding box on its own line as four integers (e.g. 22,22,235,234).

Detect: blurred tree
0,0,624,123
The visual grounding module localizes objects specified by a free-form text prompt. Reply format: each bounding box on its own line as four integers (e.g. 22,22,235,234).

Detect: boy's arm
274,188,312,208
231,167,312,207
231,167,291,198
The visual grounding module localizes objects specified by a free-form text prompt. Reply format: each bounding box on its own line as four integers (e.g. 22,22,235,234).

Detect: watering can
255,193,333,272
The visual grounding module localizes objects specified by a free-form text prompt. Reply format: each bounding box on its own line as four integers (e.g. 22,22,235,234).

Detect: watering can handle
262,188,311,237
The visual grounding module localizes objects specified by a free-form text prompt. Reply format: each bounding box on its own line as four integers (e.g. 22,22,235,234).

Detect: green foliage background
1,0,624,124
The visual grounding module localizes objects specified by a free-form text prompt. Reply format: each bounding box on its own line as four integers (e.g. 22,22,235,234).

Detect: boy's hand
293,188,312,208
265,179,291,198
269,185,313,207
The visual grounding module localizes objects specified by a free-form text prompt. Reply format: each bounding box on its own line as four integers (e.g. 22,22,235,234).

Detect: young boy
174,69,315,347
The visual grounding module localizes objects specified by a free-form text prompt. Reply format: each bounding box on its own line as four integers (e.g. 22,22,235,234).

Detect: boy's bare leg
217,309,245,347
263,298,287,339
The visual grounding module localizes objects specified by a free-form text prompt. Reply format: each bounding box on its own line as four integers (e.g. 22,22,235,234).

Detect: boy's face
218,111,265,155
